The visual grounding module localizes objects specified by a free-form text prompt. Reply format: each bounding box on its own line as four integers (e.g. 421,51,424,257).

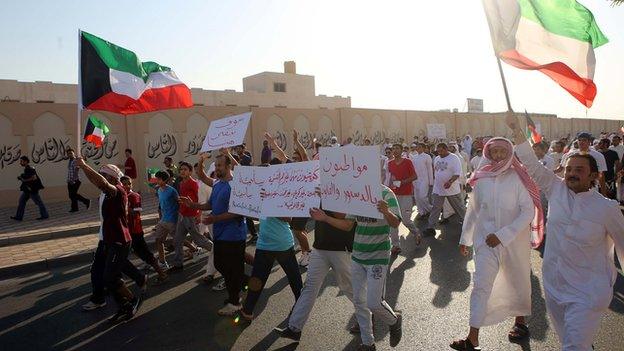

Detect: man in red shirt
124,149,137,180
169,162,213,271
388,143,421,249
75,160,143,323
121,176,168,283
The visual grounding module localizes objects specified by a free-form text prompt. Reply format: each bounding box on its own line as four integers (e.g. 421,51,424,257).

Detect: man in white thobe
410,142,433,219
462,135,473,160
451,137,540,351
469,149,484,174
508,113,624,351
443,143,468,222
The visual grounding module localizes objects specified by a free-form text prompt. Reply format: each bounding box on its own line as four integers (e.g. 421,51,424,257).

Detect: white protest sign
426,123,447,139
261,161,320,218
319,146,383,219
229,166,268,218
201,112,252,152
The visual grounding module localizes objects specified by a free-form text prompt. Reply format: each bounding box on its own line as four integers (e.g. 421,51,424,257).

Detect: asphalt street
0,218,623,351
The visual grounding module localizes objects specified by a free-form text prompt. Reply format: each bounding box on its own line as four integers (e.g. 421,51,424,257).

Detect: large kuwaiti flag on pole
483,0,608,108
80,31,193,115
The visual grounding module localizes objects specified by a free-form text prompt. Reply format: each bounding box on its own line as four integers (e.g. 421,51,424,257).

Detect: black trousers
213,240,246,305
89,241,144,305
131,233,157,266
246,217,257,236
67,181,89,211
242,248,302,315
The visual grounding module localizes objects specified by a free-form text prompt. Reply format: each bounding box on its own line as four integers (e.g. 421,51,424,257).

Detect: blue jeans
15,191,48,219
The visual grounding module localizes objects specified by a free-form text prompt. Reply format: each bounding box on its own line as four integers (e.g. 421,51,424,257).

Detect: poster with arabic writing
260,161,320,218
229,166,268,218
319,146,383,219
200,112,252,152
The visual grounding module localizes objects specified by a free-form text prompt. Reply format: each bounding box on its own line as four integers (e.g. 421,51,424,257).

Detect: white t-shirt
560,149,607,172
609,144,624,161
433,153,462,196
470,155,483,172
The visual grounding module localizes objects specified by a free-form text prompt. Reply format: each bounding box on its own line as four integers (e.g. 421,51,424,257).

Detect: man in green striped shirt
310,184,403,351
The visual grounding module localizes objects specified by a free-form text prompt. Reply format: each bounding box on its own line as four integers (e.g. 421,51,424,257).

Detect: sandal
508,323,530,341
449,339,479,350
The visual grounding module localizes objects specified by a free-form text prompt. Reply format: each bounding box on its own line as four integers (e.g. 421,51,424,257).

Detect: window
36,100,54,103
193,103,205,106
225,104,237,107
273,82,286,93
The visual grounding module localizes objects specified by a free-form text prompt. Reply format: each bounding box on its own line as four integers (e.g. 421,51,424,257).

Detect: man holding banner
180,154,247,317
309,183,403,350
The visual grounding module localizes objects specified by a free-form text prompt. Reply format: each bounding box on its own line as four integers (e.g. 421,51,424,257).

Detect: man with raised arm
75,160,143,323
180,153,247,316
506,112,624,351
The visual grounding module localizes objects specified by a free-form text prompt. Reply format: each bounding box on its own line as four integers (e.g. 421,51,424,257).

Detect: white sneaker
217,303,241,316
298,251,311,267
82,300,106,311
212,278,227,291
158,260,170,271
192,248,208,264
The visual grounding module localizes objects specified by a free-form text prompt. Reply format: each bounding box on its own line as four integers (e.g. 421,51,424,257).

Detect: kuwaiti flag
83,115,110,147
483,0,608,108
80,31,193,115
524,111,542,144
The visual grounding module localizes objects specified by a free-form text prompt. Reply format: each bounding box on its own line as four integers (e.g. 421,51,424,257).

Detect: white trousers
351,261,397,346
545,294,602,351
288,249,353,332
413,180,432,215
199,223,217,275
396,195,418,234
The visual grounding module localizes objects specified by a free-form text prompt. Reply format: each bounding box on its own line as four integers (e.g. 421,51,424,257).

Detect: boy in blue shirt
154,171,179,270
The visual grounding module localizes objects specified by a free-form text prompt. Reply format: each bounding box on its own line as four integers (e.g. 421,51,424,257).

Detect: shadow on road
424,217,471,308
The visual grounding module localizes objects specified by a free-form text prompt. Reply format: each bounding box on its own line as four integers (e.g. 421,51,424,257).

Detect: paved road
1,219,623,351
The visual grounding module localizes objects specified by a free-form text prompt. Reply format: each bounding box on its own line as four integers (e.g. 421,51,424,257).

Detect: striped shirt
349,185,401,266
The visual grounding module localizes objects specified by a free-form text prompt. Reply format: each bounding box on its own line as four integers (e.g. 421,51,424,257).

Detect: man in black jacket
11,156,49,221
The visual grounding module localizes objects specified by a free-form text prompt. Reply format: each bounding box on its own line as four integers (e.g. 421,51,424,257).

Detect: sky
1,0,623,120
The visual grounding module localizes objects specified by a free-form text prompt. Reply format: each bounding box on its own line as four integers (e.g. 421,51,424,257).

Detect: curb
0,221,269,279
0,217,159,247
0,236,160,279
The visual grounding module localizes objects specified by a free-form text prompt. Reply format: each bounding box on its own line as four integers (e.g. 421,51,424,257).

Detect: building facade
0,63,621,206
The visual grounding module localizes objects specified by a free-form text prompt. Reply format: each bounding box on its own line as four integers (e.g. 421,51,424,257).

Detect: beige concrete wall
406,111,457,141
341,108,406,145
0,102,622,207
247,108,341,158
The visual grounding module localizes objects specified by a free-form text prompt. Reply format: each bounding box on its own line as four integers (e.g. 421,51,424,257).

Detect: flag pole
496,56,513,112
77,28,83,157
